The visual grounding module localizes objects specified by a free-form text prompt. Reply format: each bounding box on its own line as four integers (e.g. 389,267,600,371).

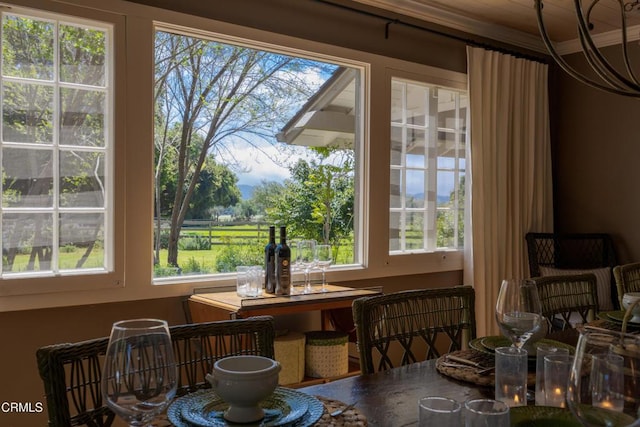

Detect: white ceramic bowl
206,355,281,423
622,292,640,323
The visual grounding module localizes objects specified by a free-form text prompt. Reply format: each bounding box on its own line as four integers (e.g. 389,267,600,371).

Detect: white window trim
0,0,466,312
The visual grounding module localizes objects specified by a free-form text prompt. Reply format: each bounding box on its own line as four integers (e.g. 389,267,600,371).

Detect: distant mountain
238,184,255,200
410,193,451,205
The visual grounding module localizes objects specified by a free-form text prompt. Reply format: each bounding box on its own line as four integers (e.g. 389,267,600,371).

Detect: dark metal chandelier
535,0,640,97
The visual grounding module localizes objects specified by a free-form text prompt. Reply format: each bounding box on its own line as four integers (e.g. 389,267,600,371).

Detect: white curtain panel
465,47,553,336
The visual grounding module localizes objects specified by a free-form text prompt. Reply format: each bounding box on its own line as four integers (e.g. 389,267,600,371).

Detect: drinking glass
315,244,332,292
535,343,570,405
494,347,528,407
495,279,544,349
102,319,177,426
464,398,510,427
418,396,462,426
566,329,640,427
289,240,302,294
544,353,574,408
297,239,316,294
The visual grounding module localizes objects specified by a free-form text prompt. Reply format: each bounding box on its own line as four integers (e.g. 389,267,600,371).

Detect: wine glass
495,279,544,349
567,329,640,426
289,240,303,294
297,240,316,294
315,244,333,292
102,319,177,426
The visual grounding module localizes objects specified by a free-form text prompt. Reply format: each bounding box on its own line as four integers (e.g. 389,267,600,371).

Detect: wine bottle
275,226,291,295
264,226,276,294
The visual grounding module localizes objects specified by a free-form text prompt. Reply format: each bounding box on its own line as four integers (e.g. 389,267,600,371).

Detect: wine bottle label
276,258,290,295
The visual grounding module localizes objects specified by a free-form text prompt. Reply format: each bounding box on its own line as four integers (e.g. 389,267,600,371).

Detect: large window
153,27,362,280
390,78,466,254
0,0,468,309
0,9,112,278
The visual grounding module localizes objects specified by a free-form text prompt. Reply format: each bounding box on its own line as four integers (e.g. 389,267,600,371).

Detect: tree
266,147,354,253
250,180,285,216
187,162,241,220
154,31,332,268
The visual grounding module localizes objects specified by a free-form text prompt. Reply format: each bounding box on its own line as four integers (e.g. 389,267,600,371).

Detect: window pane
390,126,402,166
2,212,53,273
389,211,401,251
60,87,106,147
60,212,104,270
2,147,53,207
390,78,466,254
437,210,455,248
59,24,107,86
406,169,425,209
391,80,403,124
59,150,105,207
3,81,54,144
405,83,427,126
406,212,424,250
2,15,54,80
153,29,361,279
389,168,402,209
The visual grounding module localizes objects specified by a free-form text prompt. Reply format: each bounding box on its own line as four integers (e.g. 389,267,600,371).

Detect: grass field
4,224,354,276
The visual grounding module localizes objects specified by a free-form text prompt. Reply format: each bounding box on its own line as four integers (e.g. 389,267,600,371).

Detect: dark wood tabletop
298,330,584,426
298,359,493,426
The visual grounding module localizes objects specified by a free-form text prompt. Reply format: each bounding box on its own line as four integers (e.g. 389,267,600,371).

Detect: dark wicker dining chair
613,262,640,308
352,286,476,375
36,316,275,427
529,274,599,332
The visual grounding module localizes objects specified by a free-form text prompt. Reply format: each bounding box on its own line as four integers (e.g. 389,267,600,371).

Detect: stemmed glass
495,279,544,349
102,319,177,427
297,240,316,294
566,329,640,426
315,244,332,292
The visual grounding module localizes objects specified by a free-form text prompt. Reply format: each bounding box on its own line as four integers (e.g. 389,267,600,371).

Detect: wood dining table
297,328,584,426
298,358,492,426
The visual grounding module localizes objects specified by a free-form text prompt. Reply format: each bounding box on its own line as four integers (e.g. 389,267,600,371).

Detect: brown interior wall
551,45,640,264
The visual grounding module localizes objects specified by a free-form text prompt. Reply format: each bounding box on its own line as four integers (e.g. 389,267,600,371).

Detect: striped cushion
539,266,613,311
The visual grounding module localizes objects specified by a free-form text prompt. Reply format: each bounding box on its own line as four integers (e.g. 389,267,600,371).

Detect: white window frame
0,2,124,299
150,23,368,285
389,77,467,254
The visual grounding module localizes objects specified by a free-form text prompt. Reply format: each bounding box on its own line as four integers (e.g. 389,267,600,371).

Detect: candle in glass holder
591,353,624,412
535,344,570,405
544,353,573,408
495,347,527,407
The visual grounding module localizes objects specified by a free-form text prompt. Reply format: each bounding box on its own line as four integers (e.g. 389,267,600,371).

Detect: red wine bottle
264,226,276,294
275,226,291,295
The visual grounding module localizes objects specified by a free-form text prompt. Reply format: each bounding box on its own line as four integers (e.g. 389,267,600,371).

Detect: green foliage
214,238,263,273
60,244,77,253
264,148,355,260
153,264,181,277
181,256,213,274
178,235,211,251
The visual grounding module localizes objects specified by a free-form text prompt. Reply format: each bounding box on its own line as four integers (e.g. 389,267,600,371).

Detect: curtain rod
314,0,549,64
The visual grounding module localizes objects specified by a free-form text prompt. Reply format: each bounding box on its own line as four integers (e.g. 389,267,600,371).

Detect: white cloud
231,142,310,186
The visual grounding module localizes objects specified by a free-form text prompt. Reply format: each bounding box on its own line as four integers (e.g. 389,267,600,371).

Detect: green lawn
5,224,354,275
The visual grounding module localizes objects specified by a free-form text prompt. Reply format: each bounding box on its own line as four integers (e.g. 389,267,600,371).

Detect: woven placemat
435,349,536,387
315,395,367,426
